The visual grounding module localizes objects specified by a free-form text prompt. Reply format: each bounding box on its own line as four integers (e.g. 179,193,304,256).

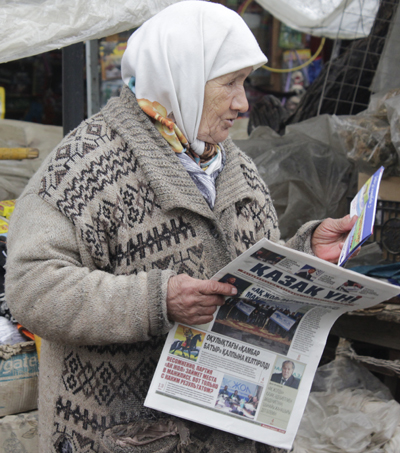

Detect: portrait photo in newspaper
270,358,303,389
295,264,320,281
260,357,306,431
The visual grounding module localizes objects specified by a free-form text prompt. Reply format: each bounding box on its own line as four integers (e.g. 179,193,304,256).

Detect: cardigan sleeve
284,219,321,255
5,192,175,345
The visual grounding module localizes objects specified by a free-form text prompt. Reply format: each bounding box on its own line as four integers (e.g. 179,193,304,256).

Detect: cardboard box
0,342,39,417
0,410,38,453
0,219,7,235
0,200,15,219
358,172,400,202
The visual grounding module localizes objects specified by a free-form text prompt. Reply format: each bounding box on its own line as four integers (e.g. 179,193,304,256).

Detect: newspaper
145,238,399,449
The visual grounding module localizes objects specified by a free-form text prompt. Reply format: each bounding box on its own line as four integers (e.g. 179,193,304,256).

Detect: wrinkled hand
167,274,237,325
312,215,358,263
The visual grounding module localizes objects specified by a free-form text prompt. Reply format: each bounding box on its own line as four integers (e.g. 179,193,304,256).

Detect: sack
292,356,400,452
0,410,38,453
0,341,39,416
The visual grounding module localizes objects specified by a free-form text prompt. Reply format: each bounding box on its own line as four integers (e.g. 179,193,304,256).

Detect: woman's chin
197,130,229,145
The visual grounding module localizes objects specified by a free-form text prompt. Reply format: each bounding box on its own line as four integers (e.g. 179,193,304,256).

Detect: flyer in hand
145,238,398,449
338,166,384,266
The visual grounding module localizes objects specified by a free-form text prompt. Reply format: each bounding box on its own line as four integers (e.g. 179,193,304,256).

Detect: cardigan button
210,227,219,239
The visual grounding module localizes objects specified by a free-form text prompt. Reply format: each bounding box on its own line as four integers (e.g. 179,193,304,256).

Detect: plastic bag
384,94,400,161
255,0,379,39
0,0,179,63
292,356,400,453
367,89,400,120
0,317,26,345
333,89,400,176
334,115,397,173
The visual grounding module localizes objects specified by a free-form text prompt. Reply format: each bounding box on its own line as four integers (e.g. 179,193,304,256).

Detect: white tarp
0,0,183,64
0,0,378,64
255,0,379,39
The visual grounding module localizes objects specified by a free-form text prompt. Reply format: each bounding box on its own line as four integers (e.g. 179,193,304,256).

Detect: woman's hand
167,274,237,325
312,215,357,263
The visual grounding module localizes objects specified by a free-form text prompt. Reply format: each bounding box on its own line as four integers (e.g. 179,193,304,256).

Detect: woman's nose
231,88,249,113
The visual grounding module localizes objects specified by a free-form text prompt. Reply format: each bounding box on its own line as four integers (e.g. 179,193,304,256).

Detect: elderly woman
5,2,355,452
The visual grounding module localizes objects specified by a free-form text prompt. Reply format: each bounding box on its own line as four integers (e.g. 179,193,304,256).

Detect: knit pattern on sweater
6,88,310,453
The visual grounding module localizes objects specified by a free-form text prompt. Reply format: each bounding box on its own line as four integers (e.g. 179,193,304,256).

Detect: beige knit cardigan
5,87,318,453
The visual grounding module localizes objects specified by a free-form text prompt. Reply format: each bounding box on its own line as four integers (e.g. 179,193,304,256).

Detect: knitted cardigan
5,87,318,453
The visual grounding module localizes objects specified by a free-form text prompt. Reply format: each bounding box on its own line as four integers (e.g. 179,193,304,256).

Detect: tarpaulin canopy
256,0,379,39
0,0,182,63
0,0,379,64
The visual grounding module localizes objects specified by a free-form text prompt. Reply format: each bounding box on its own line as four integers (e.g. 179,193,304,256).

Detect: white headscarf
121,0,267,155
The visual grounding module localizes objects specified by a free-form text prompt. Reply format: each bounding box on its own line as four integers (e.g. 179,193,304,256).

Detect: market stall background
1,0,400,452
0,0,380,64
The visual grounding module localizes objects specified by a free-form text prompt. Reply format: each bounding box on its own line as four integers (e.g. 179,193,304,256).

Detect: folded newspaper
145,239,399,449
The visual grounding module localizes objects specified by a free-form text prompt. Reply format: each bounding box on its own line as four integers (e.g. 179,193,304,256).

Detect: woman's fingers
166,274,235,325
197,279,238,297
312,215,358,263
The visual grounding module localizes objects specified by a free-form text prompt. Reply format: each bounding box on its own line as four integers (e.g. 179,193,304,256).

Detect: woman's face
197,67,252,144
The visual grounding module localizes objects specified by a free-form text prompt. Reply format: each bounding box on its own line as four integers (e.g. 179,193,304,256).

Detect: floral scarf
128,77,223,209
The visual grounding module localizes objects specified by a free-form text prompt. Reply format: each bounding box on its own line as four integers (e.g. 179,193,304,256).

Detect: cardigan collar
102,87,255,219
